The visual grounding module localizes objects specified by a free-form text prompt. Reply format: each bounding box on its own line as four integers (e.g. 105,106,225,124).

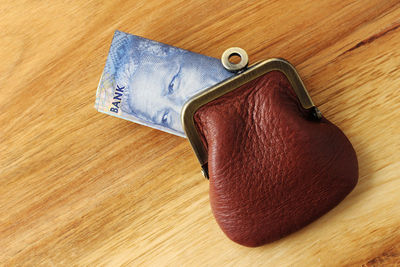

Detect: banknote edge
96,107,187,138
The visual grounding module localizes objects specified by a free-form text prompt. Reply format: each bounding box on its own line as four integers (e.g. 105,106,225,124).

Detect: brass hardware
221,47,249,72
182,48,321,179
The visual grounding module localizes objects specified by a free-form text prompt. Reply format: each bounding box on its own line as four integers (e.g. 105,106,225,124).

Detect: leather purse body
182,53,358,247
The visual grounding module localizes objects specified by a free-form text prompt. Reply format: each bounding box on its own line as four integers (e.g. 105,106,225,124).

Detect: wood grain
1,1,400,266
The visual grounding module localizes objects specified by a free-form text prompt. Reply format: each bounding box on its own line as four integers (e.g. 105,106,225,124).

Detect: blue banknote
95,30,233,137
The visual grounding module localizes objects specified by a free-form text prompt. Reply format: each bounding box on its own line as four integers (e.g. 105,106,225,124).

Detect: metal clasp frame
181,48,322,179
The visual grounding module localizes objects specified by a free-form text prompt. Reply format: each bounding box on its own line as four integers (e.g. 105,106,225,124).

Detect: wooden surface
1,1,400,266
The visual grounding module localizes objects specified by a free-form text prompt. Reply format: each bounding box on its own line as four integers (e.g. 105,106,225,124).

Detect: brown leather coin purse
181,48,358,247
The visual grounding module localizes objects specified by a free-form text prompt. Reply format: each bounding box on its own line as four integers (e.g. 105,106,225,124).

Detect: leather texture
194,71,358,247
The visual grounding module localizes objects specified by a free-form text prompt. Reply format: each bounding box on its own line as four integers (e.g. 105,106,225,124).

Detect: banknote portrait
96,31,232,136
